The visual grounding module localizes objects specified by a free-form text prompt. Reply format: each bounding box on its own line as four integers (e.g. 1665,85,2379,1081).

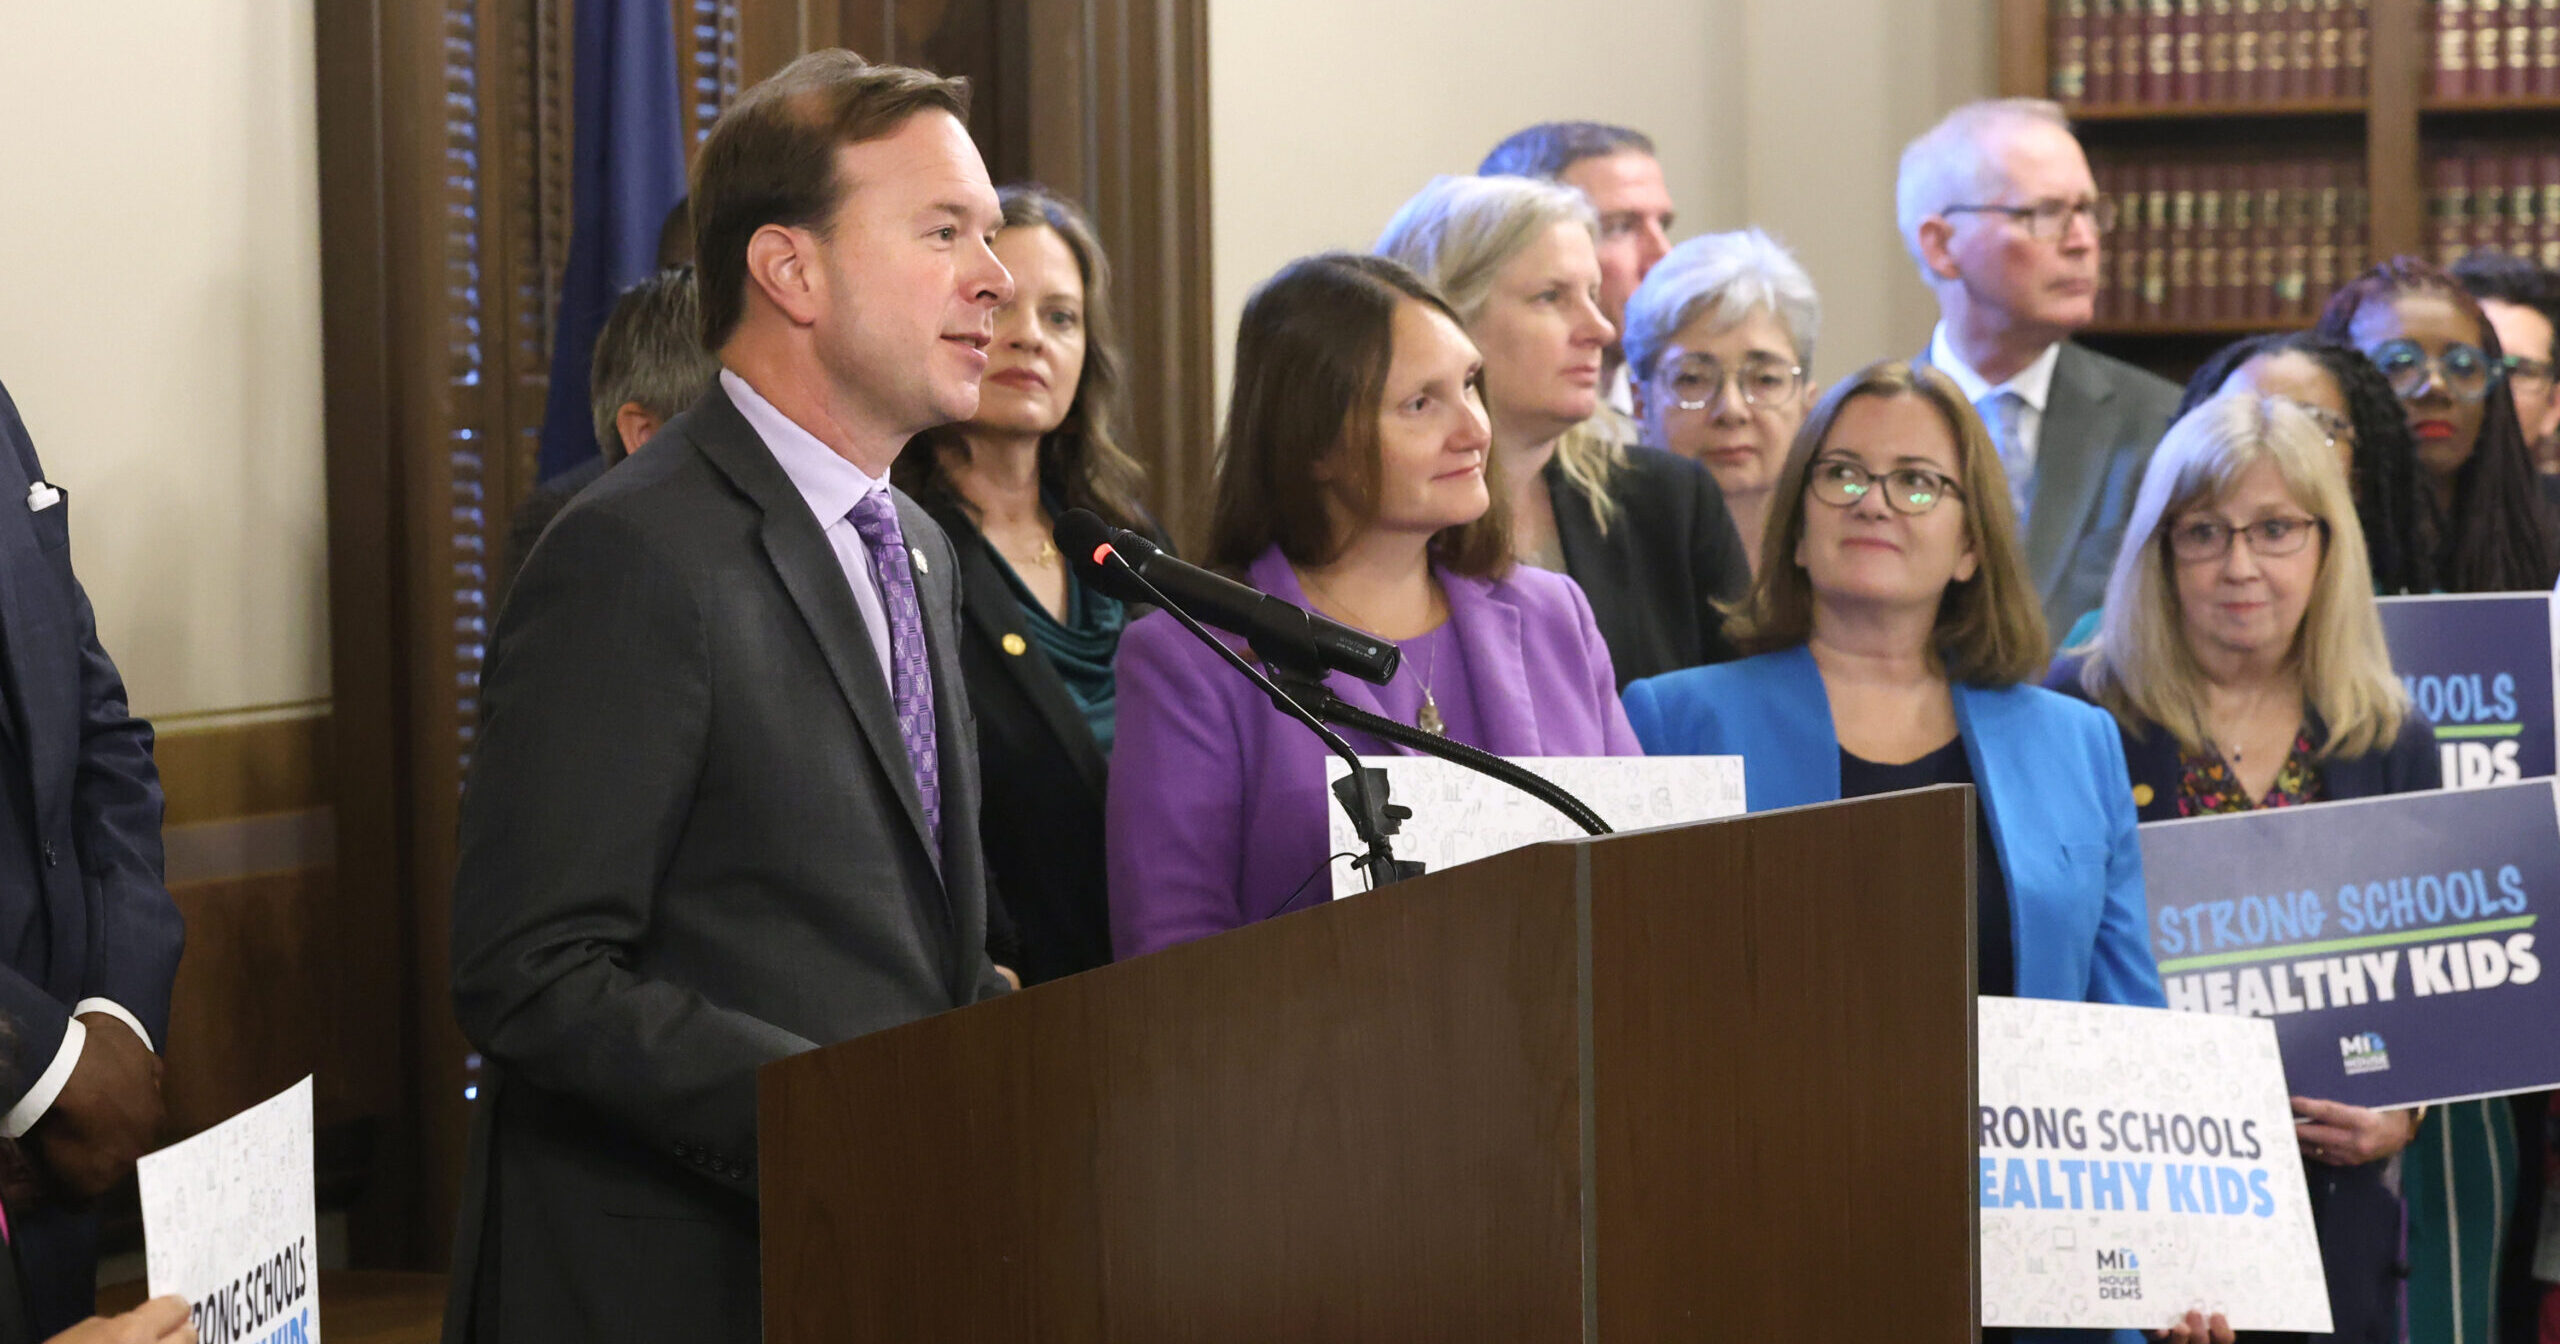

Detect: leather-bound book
2538,0,2559,95
2197,164,2230,322
2265,0,2295,97
2179,0,2209,99
2169,168,2199,323
2438,0,2472,100
2116,164,2149,321
2476,0,2503,96
2311,159,2343,309
2347,0,2372,94
2279,160,2314,318
2237,0,2267,98
2057,0,2092,101
2121,0,2152,100
2148,0,2179,101
2143,162,2173,321
2252,174,2284,321
2207,0,2238,99
2291,0,2322,95
2342,162,2371,280
2432,153,2472,268
2509,152,2541,257
2314,0,2345,95
2093,0,2120,102
2539,153,2560,270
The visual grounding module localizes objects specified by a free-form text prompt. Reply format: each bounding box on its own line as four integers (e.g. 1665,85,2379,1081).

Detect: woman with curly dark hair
2175,331,2435,595
2313,255,2560,593
894,184,1158,986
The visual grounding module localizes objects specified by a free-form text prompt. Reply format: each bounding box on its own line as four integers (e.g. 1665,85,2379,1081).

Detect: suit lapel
1442,573,1540,754
687,393,940,865
938,505,1108,798
2022,345,2122,603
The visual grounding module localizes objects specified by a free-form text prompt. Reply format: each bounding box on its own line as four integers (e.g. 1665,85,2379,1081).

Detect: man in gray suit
1900,99,2180,640
444,50,1014,1344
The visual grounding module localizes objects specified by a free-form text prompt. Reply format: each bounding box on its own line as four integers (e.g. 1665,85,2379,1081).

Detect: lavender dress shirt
1106,545,1641,959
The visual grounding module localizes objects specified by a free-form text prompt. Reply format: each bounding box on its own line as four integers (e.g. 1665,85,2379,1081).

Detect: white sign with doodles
1323,755,1744,898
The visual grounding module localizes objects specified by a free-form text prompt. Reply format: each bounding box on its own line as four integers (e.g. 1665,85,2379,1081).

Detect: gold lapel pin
1002,633,1028,656
910,547,930,575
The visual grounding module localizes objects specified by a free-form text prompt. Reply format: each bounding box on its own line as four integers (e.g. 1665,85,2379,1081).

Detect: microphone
1053,510,1400,686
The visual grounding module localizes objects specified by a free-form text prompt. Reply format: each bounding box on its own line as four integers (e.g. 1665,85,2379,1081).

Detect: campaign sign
1979,997,2330,1332
2138,781,2560,1109
139,1076,320,1344
2376,592,2558,788
1322,755,1744,899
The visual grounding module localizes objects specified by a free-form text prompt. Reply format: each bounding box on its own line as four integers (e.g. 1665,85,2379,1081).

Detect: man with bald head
1482,121,1677,417
1902,98,2178,639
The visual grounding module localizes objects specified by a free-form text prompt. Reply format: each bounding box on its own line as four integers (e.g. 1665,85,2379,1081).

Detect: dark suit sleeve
450,505,817,1194
0,405,182,1053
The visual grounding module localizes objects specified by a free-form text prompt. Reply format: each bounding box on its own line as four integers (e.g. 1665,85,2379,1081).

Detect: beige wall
0,1,329,725
1209,0,1995,404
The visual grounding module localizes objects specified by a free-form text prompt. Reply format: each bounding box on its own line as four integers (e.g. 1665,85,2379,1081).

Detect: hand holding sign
48,1296,197,1344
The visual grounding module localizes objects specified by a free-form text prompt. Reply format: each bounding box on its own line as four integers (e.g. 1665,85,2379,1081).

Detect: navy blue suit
0,381,184,1332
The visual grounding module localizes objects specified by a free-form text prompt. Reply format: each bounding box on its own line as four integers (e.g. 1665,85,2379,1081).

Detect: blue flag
537,0,686,481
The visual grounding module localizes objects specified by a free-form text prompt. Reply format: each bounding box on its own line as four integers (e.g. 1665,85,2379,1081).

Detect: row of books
2433,0,2560,100
2091,154,2370,326
2427,147,2560,271
2051,0,2371,107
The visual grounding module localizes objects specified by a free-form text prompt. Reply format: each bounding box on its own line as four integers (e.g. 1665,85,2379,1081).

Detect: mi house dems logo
2340,1031,2391,1076
2097,1248,2142,1301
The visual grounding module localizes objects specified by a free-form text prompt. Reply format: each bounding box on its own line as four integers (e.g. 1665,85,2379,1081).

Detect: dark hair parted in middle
2314,254,2560,591
1724,360,2050,687
689,49,971,350
1205,253,1512,578
896,185,1151,531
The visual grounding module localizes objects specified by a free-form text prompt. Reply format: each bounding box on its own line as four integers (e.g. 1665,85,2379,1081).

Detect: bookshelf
2000,0,2560,376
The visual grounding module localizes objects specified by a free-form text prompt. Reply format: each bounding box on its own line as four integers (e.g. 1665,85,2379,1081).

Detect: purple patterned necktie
847,489,940,850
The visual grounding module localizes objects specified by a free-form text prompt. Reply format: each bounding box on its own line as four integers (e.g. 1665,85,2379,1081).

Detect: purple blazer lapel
1440,569,1544,755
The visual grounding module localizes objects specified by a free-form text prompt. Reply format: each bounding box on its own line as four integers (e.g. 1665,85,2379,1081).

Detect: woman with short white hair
2050,391,2436,1344
1622,228,1822,571
1378,175,1750,686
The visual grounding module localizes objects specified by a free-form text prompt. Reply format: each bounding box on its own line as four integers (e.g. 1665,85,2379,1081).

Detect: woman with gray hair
1623,229,1821,571
1377,175,1749,686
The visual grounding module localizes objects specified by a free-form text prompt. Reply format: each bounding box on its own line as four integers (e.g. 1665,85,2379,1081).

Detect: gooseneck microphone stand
1092,549,1423,891
1091,542,1613,894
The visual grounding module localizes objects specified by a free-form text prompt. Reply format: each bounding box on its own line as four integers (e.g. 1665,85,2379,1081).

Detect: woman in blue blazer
1624,361,2182,1344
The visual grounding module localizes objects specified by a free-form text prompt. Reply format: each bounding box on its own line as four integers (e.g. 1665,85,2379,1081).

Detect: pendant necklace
1414,636,1446,737
1298,566,1447,735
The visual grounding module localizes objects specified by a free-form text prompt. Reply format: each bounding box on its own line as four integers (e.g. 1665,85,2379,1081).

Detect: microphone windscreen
1052,509,1115,570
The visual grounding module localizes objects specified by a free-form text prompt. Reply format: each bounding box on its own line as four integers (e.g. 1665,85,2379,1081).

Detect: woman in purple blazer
1108,253,1640,959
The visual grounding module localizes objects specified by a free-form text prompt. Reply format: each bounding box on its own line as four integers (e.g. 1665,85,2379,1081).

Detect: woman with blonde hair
2050,392,2437,1344
1377,175,1750,686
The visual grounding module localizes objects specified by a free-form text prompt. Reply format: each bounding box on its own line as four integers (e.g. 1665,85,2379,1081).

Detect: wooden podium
760,786,1980,1341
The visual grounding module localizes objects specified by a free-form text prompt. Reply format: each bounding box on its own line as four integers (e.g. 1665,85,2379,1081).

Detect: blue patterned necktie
1977,389,2034,525
847,489,940,850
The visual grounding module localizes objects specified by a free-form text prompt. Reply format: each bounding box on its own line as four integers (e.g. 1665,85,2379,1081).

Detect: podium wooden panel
761,786,1978,1341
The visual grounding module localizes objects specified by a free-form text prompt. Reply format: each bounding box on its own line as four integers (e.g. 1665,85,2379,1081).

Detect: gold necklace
1297,567,1447,735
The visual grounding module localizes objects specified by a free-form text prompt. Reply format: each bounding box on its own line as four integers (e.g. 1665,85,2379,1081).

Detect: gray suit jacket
1920,340,2180,640
443,385,1007,1344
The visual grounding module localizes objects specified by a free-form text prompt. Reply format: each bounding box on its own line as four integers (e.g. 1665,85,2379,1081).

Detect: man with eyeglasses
1899,98,2181,642
2451,247,2560,475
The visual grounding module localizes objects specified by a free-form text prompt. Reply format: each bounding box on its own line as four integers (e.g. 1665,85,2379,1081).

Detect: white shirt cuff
2,1017,86,1139
71,999,153,1053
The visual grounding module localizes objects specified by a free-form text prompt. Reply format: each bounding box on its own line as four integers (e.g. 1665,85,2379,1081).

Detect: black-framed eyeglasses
2165,515,2328,562
1658,353,1806,412
1807,456,1965,516
1941,197,2116,241
2361,338,2500,402
2503,353,2557,388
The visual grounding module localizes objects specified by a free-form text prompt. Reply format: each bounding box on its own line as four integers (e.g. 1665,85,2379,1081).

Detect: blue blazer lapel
688,394,941,867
